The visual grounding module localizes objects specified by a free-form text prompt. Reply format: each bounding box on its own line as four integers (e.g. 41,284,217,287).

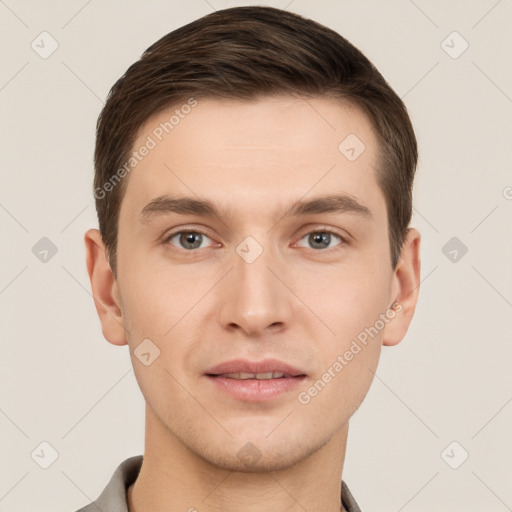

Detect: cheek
295,260,391,341
293,260,390,403
294,273,387,422
118,247,213,338
118,263,209,414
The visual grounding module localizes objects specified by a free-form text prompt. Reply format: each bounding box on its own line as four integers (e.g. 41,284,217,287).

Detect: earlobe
382,227,421,347
84,228,128,346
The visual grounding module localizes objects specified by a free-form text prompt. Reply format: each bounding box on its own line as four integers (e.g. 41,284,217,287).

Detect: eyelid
163,225,220,248
161,224,350,251
292,225,350,246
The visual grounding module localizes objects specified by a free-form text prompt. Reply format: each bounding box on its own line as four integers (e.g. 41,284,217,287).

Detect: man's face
113,95,400,471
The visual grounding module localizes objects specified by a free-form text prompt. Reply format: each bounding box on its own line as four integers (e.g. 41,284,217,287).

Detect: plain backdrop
1,1,511,511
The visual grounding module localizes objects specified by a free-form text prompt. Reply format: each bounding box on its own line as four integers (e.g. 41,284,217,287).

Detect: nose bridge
218,237,292,334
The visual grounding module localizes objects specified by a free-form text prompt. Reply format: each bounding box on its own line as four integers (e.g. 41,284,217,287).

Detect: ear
84,228,128,346
382,227,421,347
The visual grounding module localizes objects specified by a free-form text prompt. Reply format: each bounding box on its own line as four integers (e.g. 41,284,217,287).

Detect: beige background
1,1,511,511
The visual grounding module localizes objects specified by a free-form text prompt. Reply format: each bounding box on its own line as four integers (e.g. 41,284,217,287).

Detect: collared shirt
75,455,362,512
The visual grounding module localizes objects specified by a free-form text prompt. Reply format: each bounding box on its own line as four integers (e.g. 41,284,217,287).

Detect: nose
217,243,293,336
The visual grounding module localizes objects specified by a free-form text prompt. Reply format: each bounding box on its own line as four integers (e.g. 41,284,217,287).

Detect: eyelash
295,227,348,250
164,228,216,251
163,226,348,251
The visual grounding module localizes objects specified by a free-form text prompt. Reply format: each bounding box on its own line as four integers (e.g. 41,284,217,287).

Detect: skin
85,95,421,512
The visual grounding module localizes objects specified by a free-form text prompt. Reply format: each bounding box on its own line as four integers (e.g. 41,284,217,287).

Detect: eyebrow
139,194,372,223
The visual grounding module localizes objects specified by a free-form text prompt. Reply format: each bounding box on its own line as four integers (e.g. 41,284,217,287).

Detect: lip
206,358,305,377
205,358,307,402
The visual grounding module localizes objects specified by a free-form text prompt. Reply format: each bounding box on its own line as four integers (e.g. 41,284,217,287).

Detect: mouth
211,371,296,380
205,359,306,401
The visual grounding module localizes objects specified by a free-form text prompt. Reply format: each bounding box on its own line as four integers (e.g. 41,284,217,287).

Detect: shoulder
72,455,143,512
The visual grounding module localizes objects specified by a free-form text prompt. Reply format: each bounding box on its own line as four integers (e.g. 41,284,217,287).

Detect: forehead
120,95,385,223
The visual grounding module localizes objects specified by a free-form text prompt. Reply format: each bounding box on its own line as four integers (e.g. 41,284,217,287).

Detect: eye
166,231,213,250
296,231,343,250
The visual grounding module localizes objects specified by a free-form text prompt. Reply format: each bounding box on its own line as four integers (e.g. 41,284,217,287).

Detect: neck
128,405,349,512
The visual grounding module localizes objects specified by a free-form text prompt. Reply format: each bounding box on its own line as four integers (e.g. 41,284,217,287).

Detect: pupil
310,232,330,249
181,232,202,249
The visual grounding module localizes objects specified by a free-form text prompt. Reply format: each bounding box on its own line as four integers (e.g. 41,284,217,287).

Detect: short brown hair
94,6,417,274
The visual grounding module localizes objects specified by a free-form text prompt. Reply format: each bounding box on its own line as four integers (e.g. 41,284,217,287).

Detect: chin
187,430,330,473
